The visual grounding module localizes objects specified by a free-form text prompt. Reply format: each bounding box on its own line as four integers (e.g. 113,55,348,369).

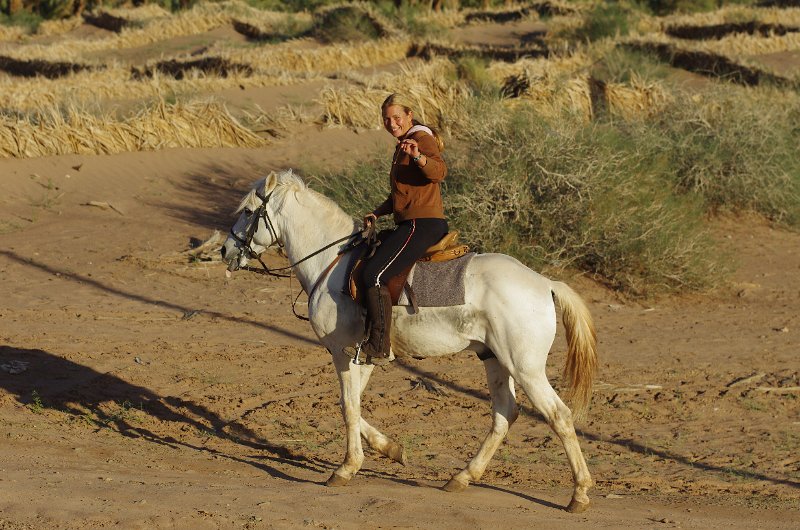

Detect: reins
230,187,370,321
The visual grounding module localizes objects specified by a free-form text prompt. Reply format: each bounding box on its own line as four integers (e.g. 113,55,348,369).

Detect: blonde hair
381,93,444,152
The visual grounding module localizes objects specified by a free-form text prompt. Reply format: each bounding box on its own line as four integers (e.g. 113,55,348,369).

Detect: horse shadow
153,160,287,233
0,344,329,483
396,359,800,491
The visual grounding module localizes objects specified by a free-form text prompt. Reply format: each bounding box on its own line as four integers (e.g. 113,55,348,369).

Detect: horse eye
243,208,253,216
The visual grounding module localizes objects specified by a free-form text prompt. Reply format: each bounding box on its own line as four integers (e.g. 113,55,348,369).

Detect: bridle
228,189,288,277
229,187,366,320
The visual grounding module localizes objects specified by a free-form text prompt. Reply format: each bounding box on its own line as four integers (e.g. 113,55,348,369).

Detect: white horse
221,169,598,513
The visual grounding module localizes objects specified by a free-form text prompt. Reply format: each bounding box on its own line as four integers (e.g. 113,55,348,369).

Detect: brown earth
1,15,799,530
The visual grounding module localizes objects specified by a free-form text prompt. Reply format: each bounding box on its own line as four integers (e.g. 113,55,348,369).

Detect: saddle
349,231,470,308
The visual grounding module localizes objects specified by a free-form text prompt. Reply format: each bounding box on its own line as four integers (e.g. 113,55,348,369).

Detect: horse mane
235,170,306,214
235,170,351,228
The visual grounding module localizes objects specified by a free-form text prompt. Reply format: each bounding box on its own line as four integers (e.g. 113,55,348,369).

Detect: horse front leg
327,352,366,486
358,366,407,465
444,357,518,492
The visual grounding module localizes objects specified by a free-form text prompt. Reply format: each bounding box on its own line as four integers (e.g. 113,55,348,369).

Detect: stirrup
343,340,369,365
342,341,392,366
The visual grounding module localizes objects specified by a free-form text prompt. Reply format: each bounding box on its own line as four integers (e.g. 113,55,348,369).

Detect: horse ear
263,171,278,194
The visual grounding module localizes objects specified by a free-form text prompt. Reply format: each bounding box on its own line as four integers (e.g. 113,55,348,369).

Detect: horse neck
276,189,357,293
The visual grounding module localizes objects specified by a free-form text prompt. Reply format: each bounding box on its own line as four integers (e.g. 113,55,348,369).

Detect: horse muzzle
221,239,245,272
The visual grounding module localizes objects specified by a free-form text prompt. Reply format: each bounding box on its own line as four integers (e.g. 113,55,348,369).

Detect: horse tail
550,280,598,421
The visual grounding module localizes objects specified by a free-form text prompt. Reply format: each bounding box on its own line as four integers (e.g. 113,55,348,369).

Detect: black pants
362,218,448,288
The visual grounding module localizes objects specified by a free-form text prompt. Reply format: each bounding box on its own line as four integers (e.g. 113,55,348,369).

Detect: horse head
221,169,295,272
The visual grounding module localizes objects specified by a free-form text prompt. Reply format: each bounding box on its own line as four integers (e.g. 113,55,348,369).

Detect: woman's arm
411,133,446,183
372,196,392,217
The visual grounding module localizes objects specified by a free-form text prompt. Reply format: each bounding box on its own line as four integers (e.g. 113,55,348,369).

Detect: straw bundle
462,0,577,24
317,59,470,131
222,37,411,73
661,6,800,28
34,16,84,37
0,25,26,43
505,69,671,122
697,31,800,56
605,76,671,120
0,63,319,113
518,76,593,121
666,21,799,40
0,0,300,62
0,100,267,159
623,39,794,86
487,53,593,84
634,30,800,57
416,8,465,28
100,3,172,22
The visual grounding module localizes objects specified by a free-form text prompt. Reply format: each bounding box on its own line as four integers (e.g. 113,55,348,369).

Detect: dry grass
220,37,410,73
487,53,672,122
633,30,800,57
660,6,800,27
0,99,266,159
0,24,27,42
316,58,470,131
0,64,319,112
0,0,309,61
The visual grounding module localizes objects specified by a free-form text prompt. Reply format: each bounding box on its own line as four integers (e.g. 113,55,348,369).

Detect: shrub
572,1,637,42
453,56,501,97
661,87,800,224
306,84,799,296
592,47,673,84
310,97,720,296
311,3,394,44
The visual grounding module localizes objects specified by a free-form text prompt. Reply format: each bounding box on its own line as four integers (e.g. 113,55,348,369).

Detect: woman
344,93,449,365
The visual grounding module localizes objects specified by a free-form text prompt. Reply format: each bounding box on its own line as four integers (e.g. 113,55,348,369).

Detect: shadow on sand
395,359,800,491
0,344,330,484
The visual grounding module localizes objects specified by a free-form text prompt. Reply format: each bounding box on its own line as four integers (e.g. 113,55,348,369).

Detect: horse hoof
388,445,407,466
442,478,468,493
326,473,350,487
565,498,590,513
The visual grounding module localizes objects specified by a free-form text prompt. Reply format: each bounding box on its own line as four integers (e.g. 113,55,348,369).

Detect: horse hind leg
443,357,518,493
517,372,593,513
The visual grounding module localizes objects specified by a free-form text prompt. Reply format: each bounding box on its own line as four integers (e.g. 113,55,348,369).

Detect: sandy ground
1,14,799,530
1,132,798,529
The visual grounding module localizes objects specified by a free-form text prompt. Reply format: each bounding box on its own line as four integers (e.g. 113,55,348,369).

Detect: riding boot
343,285,393,365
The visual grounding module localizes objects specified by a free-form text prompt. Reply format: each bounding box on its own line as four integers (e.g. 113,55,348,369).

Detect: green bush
0,10,43,31
661,88,800,224
453,56,500,97
311,3,390,43
573,1,637,42
592,47,672,84
306,85,799,296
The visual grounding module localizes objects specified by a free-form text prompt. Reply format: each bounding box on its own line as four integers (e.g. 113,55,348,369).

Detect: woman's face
382,104,413,139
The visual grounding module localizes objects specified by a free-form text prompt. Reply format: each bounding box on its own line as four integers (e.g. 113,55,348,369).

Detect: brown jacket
373,129,447,223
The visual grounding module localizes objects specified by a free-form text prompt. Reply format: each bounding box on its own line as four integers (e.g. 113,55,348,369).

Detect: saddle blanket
397,252,475,308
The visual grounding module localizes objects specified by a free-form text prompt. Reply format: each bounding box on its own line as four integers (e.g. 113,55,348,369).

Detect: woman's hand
363,212,377,228
399,139,424,165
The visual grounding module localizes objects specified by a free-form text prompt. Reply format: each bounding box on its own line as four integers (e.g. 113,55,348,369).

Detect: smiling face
382,104,413,139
